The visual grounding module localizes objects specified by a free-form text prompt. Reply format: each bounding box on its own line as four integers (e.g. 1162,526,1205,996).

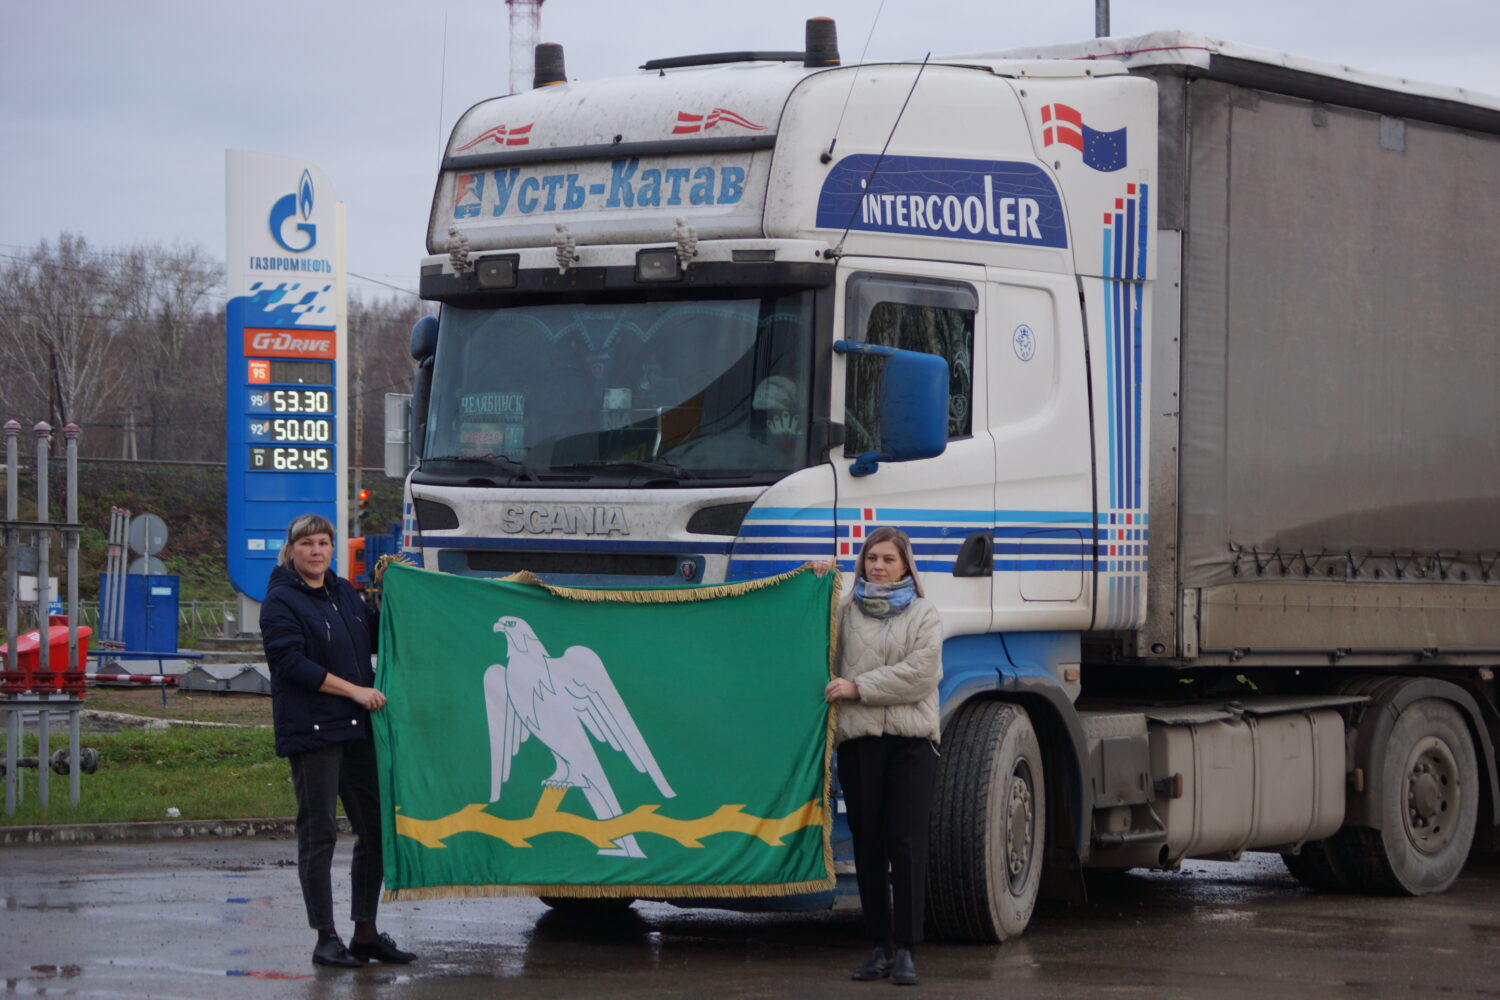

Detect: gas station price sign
225,312,344,598
225,151,347,605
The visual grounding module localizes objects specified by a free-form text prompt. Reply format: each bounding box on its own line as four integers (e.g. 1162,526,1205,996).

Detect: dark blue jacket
261,564,379,757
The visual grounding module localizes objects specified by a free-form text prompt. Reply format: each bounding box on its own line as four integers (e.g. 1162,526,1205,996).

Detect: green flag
374,562,837,900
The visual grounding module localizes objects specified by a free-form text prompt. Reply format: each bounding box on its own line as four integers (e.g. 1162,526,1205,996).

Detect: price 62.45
249,446,332,472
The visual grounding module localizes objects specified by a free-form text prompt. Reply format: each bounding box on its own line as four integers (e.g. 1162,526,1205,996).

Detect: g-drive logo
268,169,317,252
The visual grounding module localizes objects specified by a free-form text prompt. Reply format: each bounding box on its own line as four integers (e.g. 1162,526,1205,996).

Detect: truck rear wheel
1340,698,1478,895
926,701,1045,942
1280,837,1355,890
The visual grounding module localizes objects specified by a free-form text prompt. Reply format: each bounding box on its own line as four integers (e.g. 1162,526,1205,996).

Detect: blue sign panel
816,154,1067,249
225,292,338,601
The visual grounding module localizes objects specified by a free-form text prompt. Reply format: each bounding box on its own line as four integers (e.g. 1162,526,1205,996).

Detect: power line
349,271,421,297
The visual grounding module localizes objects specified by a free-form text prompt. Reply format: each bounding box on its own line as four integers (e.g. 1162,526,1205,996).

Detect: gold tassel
384,873,836,904
500,563,821,605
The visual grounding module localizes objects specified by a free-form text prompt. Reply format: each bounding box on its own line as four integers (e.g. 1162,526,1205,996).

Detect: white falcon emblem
484,615,676,858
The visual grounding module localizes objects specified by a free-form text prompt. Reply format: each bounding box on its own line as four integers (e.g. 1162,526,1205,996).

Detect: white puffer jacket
834,596,943,745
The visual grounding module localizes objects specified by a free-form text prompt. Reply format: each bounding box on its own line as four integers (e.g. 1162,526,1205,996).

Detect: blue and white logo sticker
1013,324,1036,362
817,155,1067,249
268,169,317,253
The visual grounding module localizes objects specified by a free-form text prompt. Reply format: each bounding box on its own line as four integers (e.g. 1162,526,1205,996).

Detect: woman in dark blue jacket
261,513,416,968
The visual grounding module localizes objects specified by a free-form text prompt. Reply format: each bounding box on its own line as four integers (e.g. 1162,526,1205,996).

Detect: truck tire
926,701,1045,943
1280,837,1354,890
1339,698,1479,895
537,896,635,914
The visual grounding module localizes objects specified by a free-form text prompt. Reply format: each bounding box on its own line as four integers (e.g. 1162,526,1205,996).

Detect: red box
0,623,91,696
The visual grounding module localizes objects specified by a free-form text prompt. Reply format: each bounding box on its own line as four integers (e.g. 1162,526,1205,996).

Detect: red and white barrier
83,673,178,687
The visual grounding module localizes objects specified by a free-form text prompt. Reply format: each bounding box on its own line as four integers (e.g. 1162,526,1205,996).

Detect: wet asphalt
2,837,1497,999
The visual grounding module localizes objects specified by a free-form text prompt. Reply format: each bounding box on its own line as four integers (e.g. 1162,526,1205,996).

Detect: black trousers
288,738,383,932
837,734,939,949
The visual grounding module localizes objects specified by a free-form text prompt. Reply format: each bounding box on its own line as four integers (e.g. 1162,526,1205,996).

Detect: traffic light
357,488,371,520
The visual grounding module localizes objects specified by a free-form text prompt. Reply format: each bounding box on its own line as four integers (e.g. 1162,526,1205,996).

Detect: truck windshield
423,290,815,481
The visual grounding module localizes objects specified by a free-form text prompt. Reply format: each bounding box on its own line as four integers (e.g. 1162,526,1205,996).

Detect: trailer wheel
537,896,635,914
1280,837,1354,891
926,701,1044,943
1341,698,1478,895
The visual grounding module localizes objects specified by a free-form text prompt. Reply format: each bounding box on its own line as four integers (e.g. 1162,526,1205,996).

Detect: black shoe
852,945,892,980
312,937,367,968
349,931,418,964
890,948,918,986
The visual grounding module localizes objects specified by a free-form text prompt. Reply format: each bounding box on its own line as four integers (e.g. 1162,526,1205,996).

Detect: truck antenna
830,53,930,259
823,0,887,165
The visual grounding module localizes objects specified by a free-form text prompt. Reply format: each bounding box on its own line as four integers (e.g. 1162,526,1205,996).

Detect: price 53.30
270,389,332,414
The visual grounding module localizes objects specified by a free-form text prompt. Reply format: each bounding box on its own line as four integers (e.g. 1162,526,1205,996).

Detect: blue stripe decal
745,508,867,521
426,537,733,555
868,508,993,522
737,524,842,538
745,507,1110,524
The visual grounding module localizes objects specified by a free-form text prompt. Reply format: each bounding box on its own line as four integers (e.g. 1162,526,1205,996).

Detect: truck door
985,267,1094,631
832,259,993,636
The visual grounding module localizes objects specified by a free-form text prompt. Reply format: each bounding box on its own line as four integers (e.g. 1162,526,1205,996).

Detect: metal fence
13,600,237,640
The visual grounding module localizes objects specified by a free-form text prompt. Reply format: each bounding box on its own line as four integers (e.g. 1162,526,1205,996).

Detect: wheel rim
1404,736,1460,854
1005,759,1036,891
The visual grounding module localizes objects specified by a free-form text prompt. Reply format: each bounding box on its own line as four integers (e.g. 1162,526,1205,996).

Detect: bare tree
0,233,132,431
113,242,223,459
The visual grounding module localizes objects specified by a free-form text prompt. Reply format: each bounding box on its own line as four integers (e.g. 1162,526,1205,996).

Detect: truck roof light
804,17,840,67
533,42,566,88
731,249,777,262
476,255,519,289
635,248,682,282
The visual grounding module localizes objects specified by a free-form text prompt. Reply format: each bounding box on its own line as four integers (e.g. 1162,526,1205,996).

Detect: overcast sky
4,0,1497,299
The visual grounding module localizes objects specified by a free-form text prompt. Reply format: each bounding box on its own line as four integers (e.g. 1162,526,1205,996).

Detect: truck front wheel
925,701,1045,942
1341,698,1479,895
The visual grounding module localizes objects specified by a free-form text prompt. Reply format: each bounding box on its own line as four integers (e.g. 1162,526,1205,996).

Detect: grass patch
0,725,295,826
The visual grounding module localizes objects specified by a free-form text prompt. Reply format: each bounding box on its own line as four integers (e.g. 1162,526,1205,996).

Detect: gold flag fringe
384,870,836,903
500,562,825,606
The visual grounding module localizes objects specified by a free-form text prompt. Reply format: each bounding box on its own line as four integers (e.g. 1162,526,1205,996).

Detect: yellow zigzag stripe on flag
396,786,823,850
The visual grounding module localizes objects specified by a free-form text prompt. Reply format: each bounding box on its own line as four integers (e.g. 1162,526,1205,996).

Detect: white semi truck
397,20,1500,940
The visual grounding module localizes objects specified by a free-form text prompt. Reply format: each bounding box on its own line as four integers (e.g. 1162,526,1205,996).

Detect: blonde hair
278,513,337,567
856,526,924,597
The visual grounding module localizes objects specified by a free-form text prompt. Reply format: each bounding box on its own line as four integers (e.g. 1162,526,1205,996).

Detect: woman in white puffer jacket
822,527,943,986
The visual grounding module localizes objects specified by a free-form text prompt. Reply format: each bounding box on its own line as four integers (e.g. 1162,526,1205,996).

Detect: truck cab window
422,289,816,482
843,276,976,456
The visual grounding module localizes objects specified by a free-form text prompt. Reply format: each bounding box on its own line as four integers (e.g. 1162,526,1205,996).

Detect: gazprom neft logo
269,169,318,252
816,155,1067,249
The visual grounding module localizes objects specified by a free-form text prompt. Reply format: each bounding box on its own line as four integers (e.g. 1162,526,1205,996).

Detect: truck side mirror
409,315,439,361
407,316,439,464
834,340,948,476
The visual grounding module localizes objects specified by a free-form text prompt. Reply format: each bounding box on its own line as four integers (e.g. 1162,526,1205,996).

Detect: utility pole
351,309,364,539
1095,0,1110,37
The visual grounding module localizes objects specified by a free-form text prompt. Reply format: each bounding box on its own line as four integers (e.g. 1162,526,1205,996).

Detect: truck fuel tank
1084,697,1358,869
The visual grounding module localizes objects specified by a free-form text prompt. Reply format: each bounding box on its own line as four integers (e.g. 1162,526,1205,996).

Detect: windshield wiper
423,455,535,481
551,459,697,481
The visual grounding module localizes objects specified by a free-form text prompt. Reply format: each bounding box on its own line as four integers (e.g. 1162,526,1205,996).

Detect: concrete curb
1,816,350,845
80,709,261,730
